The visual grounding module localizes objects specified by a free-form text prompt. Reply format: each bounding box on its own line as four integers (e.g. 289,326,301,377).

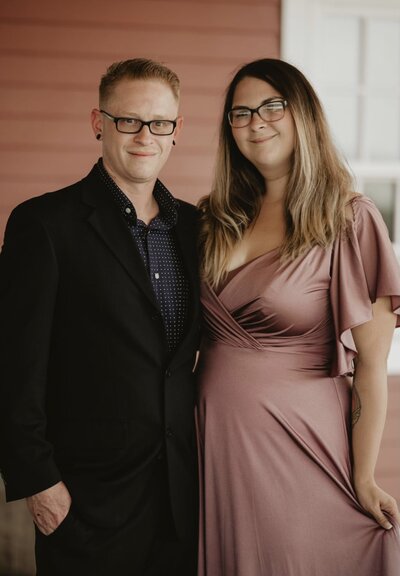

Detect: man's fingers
26,482,72,535
33,513,56,535
34,506,69,535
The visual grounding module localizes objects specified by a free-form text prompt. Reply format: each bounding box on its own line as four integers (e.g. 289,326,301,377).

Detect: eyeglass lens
229,100,286,127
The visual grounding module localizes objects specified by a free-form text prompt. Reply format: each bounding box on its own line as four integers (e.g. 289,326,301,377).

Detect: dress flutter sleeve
330,195,400,377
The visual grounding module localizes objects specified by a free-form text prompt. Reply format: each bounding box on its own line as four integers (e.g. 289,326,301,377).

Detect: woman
196,59,400,575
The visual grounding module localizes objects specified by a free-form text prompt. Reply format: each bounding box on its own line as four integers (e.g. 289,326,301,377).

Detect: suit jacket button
166,426,174,438
165,368,171,377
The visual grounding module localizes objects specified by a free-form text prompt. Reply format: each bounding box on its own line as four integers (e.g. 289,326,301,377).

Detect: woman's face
230,76,295,180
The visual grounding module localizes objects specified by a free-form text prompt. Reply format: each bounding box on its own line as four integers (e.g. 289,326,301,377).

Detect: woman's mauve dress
196,196,400,576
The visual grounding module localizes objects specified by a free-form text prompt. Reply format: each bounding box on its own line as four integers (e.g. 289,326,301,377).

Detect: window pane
363,181,395,239
321,93,358,159
316,16,360,86
365,97,400,160
367,20,400,88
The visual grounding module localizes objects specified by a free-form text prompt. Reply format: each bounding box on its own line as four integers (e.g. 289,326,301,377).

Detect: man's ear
91,108,103,139
172,116,184,143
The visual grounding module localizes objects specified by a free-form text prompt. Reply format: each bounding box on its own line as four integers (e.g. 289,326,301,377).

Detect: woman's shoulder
344,192,381,224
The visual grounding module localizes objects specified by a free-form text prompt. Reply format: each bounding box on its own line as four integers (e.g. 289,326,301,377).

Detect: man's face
91,78,182,190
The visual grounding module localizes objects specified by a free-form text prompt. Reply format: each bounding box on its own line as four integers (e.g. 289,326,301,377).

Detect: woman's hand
354,478,400,530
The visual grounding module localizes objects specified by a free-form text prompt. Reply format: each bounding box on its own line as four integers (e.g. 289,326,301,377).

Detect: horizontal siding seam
0,17,278,35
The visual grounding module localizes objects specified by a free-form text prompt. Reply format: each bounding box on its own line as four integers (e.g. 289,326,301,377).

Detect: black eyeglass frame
99,109,177,135
227,98,288,128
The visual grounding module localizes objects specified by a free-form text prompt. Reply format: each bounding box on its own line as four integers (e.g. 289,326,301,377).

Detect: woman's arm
351,296,400,529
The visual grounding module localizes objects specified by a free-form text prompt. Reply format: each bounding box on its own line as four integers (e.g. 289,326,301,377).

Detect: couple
0,58,399,576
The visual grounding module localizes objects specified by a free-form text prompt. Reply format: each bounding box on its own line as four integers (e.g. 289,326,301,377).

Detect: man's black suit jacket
0,165,200,558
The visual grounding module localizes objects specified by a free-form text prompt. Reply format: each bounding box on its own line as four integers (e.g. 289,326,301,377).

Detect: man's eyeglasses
100,110,177,135
228,98,288,128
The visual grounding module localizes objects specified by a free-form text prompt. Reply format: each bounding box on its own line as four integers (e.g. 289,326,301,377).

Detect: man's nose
134,124,153,142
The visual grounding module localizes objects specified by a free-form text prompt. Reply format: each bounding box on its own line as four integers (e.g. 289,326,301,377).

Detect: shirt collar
95,158,178,228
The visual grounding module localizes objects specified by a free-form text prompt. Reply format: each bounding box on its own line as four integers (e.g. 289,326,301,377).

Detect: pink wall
0,0,280,241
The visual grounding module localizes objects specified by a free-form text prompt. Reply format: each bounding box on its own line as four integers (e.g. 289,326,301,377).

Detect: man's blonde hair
99,58,180,106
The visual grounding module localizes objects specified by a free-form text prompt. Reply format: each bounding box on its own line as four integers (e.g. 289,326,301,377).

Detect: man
0,59,200,576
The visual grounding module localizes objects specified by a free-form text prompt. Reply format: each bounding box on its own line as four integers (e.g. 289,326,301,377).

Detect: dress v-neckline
212,246,280,299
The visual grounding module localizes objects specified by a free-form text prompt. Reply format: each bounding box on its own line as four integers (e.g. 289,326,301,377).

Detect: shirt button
125,207,132,214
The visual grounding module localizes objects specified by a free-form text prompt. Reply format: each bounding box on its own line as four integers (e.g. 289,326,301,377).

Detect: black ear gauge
96,133,102,141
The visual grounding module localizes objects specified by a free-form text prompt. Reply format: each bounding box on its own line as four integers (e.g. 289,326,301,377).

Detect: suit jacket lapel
81,167,160,311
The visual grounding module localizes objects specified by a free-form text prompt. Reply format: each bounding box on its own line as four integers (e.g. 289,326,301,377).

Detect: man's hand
26,481,72,535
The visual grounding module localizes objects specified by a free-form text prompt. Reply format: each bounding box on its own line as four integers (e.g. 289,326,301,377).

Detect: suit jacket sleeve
0,201,62,500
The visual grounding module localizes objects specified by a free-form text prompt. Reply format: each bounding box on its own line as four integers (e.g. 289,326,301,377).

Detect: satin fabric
197,196,400,576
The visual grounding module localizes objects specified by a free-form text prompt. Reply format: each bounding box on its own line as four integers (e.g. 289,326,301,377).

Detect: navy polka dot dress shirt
96,159,189,353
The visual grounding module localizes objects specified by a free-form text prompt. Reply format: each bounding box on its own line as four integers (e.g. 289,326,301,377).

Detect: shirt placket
146,225,162,302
